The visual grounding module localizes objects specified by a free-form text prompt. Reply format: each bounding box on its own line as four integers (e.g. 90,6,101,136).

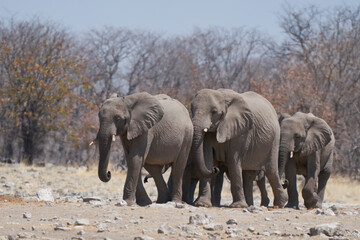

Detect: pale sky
0,0,359,39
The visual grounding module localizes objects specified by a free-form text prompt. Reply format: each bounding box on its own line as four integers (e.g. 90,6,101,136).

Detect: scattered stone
82,196,102,202
181,225,196,235
77,230,85,236
242,208,250,213
89,200,106,207
17,232,35,238
23,212,32,219
262,231,270,236
226,219,238,225
330,205,339,215
115,200,128,207
203,223,223,231
4,182,15,189
54,225,71,231
74,219,90,226
264,217,271,221
157,223,175,235
248,226,255,233
175,203,186,209
64,196,82,203
247,205,263,213
37,188,54,202
96,223,109,232
324,208,336,216
309,222,345,237
189,214,213,225
134,236,155,240
129,219,141,224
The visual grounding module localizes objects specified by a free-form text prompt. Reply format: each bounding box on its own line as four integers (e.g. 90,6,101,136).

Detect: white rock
189,214,213,225
309,222,344,237
37,188,54,202
203,223,223,231
23,212,32,219
226,218,238,225
248,226,255,232
115,200,128,207
75,219,90,226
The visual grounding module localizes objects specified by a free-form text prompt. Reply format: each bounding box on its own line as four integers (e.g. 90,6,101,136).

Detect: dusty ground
0,163,360,240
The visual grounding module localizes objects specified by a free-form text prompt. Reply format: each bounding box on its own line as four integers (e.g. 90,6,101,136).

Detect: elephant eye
211,108,218,114
115,115,122,122
294,133,301,139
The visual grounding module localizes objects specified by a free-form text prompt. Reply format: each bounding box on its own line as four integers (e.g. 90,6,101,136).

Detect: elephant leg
144,164,170,203
243,170,256,206
256,175,270,207
182,164,197,204
169,146,189,203
285,158,299,209
194,178,212,207
123,155,145,206
316,170,330,209
211,166,225,207
135,175,152,206
227,158,247,208
265,144,288,208
303,153,321,209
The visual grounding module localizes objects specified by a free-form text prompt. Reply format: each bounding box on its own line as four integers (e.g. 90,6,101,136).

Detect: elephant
95,92,193,206
278,112,335,209
187,88,287,208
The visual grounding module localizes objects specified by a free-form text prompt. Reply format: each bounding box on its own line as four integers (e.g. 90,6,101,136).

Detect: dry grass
2,164,360,204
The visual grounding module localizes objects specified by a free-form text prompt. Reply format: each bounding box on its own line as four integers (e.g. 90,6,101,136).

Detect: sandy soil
0,164,359,240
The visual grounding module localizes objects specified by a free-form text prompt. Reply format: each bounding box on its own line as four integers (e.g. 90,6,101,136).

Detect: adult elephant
278,112,335,209
95,92,193,206
188,88,287,208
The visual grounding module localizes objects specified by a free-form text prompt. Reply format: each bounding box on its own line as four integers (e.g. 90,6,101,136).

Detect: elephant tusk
203,128,208,133
112,135,116,142
290,151,293,159
89,141,94,146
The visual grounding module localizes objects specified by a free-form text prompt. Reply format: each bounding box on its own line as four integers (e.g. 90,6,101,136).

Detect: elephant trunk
278,137,293,189
97,132,112,182
190,124,219,178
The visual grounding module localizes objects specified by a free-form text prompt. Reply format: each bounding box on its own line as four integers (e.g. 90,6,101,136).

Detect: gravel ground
0,164,360,240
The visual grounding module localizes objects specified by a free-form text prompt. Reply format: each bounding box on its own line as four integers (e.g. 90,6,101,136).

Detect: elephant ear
125,92,164,140
301,115,332,156
216,92,253,143
278,113,291,125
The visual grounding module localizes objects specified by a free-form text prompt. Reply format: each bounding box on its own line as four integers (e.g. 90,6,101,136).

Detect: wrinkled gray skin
96,92,193,206
186,89,287,208
278,112,335,209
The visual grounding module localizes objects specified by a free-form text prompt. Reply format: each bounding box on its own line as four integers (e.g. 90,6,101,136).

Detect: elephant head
96,92,164,182
278,112,332,179
190,88,253,178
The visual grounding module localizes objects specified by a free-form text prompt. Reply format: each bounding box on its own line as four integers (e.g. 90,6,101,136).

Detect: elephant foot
304,199,322,209
194,198,212,207
273,190,288,208
156,195,171,204
136,197,152,206
211,200,221,207
229,200,248,208
260,197,270,207
285,201,300,210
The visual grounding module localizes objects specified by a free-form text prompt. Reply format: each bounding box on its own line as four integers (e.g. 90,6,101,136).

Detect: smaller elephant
95,92,193,206
278,112,335,209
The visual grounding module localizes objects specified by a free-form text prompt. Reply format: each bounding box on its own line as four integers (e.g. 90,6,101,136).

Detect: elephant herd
93,89,335,210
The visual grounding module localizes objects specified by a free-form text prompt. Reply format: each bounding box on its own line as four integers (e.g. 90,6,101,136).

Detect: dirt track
0,164,359,239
